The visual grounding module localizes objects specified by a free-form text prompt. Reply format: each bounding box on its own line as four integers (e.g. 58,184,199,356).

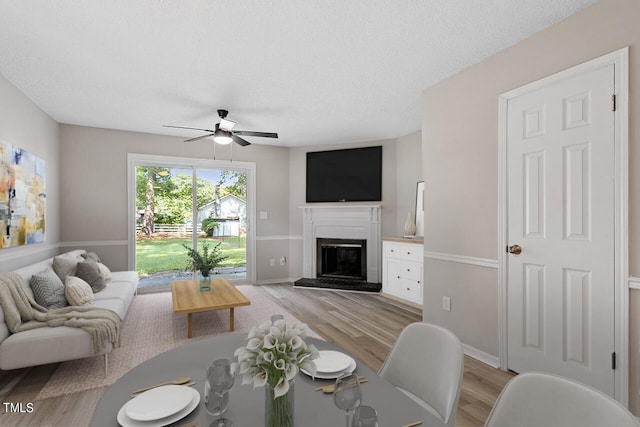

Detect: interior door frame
127,153,257,284
497,47,629,404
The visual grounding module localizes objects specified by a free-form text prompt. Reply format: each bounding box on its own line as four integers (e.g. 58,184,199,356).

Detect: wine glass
333,373,362,427
352,405,379,427
204,358,235,426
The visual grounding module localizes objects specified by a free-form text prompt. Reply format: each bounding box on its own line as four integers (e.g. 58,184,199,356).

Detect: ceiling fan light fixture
213,129,233,145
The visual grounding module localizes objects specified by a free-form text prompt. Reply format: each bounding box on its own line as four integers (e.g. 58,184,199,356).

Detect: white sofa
0,250,137,371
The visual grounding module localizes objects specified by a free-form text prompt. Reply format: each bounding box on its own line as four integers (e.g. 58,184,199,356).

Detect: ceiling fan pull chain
230,139,233,163
213,140,216,160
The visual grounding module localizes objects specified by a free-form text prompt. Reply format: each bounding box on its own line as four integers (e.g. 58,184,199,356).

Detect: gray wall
57,124,291,280
395,132,422,234
286,133,422,279
421,0,640,412
0,74,60,270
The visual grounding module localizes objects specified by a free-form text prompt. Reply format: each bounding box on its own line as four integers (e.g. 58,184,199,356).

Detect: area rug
36,285,319,400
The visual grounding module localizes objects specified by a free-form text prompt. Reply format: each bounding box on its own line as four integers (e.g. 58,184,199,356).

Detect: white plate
117,387,200,427
301,358,357,379
126,385,193,421
314,350,353,374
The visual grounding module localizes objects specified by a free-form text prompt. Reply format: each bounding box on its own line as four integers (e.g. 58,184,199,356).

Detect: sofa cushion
75,258,106,293
53,254,79,282
111,271,139,287
29,268,68,309
65,276,95,306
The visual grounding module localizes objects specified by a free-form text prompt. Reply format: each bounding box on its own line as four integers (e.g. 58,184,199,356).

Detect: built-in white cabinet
382,238,423,305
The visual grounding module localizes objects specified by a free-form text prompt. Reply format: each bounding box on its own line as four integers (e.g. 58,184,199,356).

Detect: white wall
0,74,60,270
421,0,640,411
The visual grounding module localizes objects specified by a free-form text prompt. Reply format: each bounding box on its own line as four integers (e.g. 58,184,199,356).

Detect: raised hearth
294,277,382,293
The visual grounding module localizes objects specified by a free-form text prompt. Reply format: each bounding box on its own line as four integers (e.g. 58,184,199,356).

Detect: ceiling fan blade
163,125,216,133
234,130,278,138
232,134,252,146
184,133,215,143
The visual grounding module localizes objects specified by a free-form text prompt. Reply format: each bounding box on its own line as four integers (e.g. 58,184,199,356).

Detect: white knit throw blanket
0,272,121,355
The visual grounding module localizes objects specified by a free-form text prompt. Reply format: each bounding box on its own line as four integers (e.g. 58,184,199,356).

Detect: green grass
135,236,246,275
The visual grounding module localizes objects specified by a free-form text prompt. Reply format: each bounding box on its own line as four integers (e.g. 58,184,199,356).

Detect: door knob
508,245,522,255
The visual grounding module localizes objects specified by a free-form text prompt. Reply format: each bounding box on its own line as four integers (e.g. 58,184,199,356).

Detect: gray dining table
90,333,446,427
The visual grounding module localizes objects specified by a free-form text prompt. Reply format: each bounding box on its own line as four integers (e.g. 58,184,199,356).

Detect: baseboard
462,343,500,368
255,278,297,285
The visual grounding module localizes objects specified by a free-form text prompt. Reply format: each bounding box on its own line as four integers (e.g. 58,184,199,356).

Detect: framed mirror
415,181,424,237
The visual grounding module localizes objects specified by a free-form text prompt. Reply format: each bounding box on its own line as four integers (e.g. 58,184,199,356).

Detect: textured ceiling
0,0,596,147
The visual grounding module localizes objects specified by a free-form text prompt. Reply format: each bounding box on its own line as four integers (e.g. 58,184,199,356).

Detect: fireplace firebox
316,238,367,281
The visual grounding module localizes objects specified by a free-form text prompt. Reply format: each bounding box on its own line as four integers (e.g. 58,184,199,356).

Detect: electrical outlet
280,257,287,265
269,259,275,267
442,296,451,312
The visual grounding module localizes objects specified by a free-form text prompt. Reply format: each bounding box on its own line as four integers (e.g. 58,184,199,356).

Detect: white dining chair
378,322,464,427
484,372,640,427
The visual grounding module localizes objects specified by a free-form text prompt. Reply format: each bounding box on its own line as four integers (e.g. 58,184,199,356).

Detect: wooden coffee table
171,278,251,338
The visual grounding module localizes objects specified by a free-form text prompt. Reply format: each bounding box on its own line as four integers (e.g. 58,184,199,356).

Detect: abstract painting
0,140,46,248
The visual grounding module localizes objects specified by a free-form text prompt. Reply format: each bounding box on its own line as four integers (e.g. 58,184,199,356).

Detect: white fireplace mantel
299,205,381,283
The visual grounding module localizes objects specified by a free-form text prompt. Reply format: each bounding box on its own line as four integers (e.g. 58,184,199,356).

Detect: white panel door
506,64,615,395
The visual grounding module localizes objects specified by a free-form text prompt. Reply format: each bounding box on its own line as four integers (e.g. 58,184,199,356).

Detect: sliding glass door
129,154,254,291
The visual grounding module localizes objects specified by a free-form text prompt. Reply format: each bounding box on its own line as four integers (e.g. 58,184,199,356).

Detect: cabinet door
384,259,402,294
399,276,422,304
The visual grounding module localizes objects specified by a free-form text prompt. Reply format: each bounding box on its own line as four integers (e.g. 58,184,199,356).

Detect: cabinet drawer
383,242,423,262
397,261,421,281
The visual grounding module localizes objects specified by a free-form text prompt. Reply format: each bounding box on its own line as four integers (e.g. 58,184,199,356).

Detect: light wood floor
259,284,515,427
0,283,513,426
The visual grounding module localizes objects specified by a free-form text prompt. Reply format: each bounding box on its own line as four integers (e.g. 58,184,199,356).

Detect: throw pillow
65,276,95,306
84,251,102,263
75,258,106,293
97,262,113,282
52,254,78,282
30,268,68,309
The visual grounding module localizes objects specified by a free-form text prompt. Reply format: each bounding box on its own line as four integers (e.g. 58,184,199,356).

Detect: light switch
442,296,451,312
259,211,268,219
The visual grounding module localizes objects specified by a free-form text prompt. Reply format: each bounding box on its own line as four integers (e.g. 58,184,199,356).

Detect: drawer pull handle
391,249,394,252
407,252,411,255
406,288,410,291
397,276,400,279
417,281,421,284
407,269,410,272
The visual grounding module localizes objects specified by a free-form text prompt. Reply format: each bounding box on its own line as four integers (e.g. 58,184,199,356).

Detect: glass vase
199,272,211,291
265,380,294,427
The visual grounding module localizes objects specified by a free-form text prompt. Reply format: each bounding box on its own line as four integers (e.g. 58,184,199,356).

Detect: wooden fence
135,224,202,234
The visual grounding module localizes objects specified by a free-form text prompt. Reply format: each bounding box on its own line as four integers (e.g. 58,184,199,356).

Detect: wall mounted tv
306,146,382,203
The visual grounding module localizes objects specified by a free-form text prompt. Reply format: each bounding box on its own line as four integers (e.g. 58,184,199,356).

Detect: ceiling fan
163,109,278,146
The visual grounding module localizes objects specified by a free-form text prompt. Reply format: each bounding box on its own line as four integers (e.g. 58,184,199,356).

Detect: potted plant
182,242,226,291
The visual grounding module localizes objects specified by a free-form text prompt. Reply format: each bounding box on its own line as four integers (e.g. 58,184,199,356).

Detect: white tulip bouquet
233,318,319,427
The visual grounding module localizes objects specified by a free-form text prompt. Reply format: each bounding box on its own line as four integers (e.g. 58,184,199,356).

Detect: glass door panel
135,166,194,291
196,168,247,281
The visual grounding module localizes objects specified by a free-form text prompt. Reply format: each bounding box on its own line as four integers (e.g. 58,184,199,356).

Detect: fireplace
295,205,381,292
316,238,367,281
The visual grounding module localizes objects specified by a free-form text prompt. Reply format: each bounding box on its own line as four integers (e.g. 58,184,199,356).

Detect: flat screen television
306,146,382,202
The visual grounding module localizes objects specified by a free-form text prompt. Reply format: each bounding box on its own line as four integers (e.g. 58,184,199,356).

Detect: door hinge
612,352,617,370
611,94,617,112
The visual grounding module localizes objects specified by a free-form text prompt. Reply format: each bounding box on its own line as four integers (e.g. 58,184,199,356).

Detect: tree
218,170,247,200
136,167,173,236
